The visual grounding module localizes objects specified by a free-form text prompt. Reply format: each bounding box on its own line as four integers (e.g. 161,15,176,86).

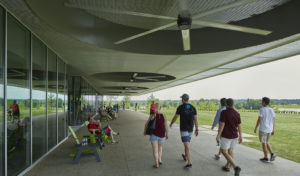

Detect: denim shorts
150,134,165,143
180,131,193,142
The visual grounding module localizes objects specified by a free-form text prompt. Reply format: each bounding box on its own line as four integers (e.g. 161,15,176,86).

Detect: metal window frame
46,48,48,152
64,63,66,138
56,56,58,144
4,8,7,176
30,31,33,166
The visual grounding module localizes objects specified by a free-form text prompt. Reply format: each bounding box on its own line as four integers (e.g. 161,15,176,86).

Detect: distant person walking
144,103,168,168
150,101,155,115
169,94,198,169
135,103,138,111
216,98,242,176
254,97,276,163
211,98,227,160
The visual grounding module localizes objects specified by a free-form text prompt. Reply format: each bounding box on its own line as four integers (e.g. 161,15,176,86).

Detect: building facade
0,5,102,176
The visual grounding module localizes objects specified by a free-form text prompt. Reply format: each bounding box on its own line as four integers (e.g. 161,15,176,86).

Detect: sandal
159,162,163,165
153,165,159,168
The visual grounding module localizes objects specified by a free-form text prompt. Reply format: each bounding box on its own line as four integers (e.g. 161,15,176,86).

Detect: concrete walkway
25,110,300,176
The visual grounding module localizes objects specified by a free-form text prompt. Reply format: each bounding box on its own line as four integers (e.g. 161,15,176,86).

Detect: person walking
169,94,198,169
254,97,276,163
211,98,227,160
150,101,155,115
144,103,168,168
216,98,242,176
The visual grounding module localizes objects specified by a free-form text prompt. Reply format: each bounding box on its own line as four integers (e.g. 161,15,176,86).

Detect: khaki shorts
259,131,271,143
220,137,238,150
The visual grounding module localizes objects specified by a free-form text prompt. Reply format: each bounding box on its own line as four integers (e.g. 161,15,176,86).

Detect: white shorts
220,137,238,150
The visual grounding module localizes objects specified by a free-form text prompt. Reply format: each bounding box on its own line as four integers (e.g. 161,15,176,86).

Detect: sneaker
215,154,221,160
234,166,241,176
182,154,186,161
222,166,230,172
260,157,270,163
184,164,192,169
270,153,276,161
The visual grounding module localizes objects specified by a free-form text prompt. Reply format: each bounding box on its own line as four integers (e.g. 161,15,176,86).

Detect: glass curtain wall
0,6,104,175
57,58,65,142
7,14,31,176
0,7,4,176
67,77,100,126
47,50,57,150
73,76,81,124
32,36,47,162
80,79,85,121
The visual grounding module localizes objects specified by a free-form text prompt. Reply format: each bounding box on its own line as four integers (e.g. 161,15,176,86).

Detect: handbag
146,116,156,135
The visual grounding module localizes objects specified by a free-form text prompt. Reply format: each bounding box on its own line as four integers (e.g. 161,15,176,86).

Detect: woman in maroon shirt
144,103,168,168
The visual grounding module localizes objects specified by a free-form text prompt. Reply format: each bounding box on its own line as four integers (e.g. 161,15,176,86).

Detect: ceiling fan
65,0,272,51
130,73,166,82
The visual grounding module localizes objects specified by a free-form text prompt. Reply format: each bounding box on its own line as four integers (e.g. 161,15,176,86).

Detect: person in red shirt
216,98,242,176
87,116,116,143
150,101,155,115
9,100,20,121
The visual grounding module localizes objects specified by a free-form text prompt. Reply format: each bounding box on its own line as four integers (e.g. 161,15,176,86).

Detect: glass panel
57,58,65,142
0,7,4,176
64,72,68,137
7,14,31,176
32,36,47,162
67,74,72,126
47,49,57,150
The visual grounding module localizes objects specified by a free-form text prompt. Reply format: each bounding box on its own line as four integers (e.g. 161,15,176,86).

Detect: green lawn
141,108,300,163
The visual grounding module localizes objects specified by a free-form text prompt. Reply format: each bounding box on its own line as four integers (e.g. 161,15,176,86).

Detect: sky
123,54,300,101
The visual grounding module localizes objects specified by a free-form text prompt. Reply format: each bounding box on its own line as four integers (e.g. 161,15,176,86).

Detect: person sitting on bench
87,116,116,144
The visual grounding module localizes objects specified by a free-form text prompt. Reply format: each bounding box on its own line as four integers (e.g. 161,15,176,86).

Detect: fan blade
193,0,257,19
181,29,190,51
132,73,138,78
64,3,176,20
115,22,177,44
135,76,166,79
135,78,159,82
193,20,271,35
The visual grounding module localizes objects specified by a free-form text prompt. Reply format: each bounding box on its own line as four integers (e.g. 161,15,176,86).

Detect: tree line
104,94,300,112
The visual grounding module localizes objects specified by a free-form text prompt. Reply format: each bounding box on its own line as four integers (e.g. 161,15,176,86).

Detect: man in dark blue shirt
170,94,199,169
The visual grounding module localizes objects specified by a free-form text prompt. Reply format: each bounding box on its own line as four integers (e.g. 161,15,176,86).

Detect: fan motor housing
177,12,192,30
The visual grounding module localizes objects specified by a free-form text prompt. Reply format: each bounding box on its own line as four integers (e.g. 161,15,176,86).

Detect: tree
147,93,159,105
121,96,132,109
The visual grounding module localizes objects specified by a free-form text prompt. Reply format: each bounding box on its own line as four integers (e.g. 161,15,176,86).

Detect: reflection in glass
32,36,47,162
47,49,57,150
73,77,81,124
7,14,31,176
0,7,4,176
57,58,65,142
67,75,72,125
